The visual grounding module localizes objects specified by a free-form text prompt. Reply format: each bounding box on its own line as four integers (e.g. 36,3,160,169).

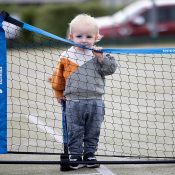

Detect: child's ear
95,34,103,42
69,33,73,40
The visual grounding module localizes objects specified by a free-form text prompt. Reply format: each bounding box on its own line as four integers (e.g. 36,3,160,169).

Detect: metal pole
150,0,158,38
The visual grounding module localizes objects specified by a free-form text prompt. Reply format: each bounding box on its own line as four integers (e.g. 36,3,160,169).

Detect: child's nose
82,37,86,42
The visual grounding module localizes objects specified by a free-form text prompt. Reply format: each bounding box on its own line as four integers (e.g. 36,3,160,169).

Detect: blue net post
0,14,7,154
61,100,68,153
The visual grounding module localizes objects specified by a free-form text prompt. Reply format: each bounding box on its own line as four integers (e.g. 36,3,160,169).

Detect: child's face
70,25,97,49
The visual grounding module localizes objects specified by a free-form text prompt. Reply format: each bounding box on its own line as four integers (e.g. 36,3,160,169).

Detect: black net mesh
3,21,175,159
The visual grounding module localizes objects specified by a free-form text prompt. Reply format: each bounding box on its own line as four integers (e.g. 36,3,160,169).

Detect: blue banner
0,15,7,154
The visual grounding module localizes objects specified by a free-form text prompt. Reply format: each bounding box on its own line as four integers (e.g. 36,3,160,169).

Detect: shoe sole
69,164,85,170
86,164,100,168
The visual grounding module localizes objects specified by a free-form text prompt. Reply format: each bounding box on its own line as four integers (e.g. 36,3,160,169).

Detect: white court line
67,173,100,175
65,166,116,175
28,115,63,143
96,165,116,175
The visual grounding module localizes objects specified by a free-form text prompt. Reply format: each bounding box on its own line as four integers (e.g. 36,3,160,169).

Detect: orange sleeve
52,58,65,98
51,57,79,98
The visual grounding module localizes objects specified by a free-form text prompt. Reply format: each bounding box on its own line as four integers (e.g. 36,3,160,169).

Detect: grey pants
66,99,105,156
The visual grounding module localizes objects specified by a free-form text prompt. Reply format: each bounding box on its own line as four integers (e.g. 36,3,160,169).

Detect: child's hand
48,76,52,82
56,96,66,103
92,46,104,62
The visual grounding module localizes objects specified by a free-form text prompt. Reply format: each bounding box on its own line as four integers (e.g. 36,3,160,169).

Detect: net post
0,13,7,154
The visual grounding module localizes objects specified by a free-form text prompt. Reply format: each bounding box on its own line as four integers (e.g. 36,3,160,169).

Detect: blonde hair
68,14,102,42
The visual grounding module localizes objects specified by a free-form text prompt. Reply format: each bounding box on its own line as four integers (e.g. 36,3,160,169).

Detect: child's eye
87,35,93,38
76,35,82,38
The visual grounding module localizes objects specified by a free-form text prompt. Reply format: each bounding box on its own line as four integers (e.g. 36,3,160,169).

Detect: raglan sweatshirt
52,46,117,100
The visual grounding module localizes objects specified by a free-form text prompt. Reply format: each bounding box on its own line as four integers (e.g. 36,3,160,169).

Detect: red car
95,0,175,39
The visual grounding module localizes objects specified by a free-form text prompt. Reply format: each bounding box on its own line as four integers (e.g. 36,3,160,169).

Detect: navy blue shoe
83,153,100,168
69,156,85,170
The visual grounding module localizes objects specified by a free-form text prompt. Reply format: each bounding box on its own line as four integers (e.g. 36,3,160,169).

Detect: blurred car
95,0,175,39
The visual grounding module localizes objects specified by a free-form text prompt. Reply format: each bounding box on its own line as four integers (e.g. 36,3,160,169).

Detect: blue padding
61,100,68,144
0,15,7,154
